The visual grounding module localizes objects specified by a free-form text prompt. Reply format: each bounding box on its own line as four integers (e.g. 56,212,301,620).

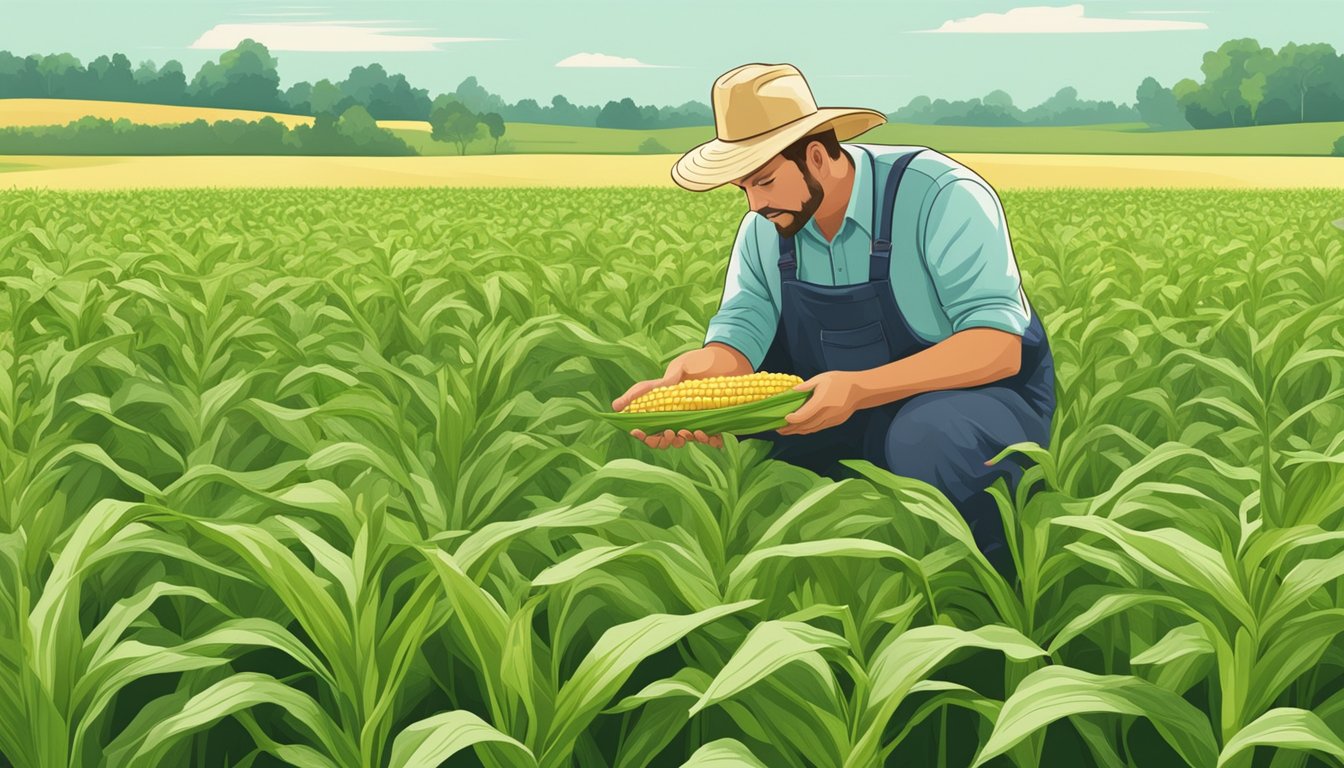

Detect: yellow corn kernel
627,372,803,413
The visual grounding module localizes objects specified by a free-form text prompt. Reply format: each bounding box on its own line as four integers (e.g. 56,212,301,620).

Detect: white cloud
555,53,678,69
913,4,1208,33
190,21,505,52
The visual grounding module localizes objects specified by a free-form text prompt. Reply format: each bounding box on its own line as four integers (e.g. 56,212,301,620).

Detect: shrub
638,137,670,154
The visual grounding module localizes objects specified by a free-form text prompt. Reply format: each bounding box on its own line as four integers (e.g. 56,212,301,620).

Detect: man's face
732,153,824,239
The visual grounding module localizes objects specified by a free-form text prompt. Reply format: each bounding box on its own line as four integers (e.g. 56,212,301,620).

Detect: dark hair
778,128,844,171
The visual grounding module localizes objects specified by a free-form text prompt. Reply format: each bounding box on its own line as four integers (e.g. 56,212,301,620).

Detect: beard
760,164,825,239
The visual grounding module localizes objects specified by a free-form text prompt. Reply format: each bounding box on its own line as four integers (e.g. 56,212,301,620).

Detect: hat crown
713,63,818,142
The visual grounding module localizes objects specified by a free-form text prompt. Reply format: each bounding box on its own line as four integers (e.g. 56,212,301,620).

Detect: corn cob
625,372,804,413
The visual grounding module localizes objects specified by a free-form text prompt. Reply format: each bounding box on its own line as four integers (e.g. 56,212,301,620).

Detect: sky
4,0,1342,111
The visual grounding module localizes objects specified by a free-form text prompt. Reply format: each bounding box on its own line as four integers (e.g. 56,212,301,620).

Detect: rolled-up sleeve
703,216,779,370
922,178,1030,336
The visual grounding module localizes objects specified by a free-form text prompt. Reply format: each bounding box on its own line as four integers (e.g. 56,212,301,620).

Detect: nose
746,190,771,216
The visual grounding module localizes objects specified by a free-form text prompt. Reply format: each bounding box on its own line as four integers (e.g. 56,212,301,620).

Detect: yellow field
0,99,443,133
0,98,323,128
0,152,1341,190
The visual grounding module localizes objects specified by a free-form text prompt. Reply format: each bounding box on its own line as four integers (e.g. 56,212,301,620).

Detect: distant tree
429,95,482,154
189,39,283,111
658,100,713,128
283,80,313,113
336,105,382,145
891,88,1133,126
88,53,135,101
308,79,349,116
548,94,583,126
286,110,339,152
1333,132,1344,156
132,59,158,85
510,97,544,122
1167,39,1344,127
0,113,415,155
638,137,669,153
1240,71,1268,124
480,112,505,153
1276,42,1338,123
597,97,643,129
339,63,431,119
1200,38,1269,127
284,106,414,154
453,75,507,114
140,60,187,105
37,53,80,97
1135,77,1191,129
983,89,1014,110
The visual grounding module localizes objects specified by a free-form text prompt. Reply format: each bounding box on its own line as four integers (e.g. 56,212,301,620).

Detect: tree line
887,38,1342,130
2,37,1340,134
888,86,1142,127
0,43,713,131
0,40,516,156
0,107,416,155
1171,40,1343,127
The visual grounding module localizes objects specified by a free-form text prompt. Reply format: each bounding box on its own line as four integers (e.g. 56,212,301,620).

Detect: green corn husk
596,388,812,435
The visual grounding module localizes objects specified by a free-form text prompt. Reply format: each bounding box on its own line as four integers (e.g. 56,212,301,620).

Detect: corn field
1,186,1343,767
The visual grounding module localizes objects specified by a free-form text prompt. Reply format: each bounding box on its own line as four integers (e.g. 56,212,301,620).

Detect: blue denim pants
741,385,1050,582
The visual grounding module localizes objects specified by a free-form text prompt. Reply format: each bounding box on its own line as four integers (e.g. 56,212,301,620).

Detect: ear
806,141,828,175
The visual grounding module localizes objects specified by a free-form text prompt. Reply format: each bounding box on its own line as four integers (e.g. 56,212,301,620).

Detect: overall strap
778,227,798,281
858,145,926,282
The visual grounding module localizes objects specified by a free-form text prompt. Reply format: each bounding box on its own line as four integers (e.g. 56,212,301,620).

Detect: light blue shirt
704,142,1032,370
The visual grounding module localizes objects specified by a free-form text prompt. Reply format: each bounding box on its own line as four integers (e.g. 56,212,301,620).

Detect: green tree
1200,38,1271,126
339,63,431,119
309,79,348,117
1136,76,1191,129
37,53,80,97
88,53,135,101
982,89,1014,110
1277,43,1336,122
335,105,382,146
480,111,506,153
429,95,482,155
1240,72,1267,124
189,39,282,111
453,75,507,114
597,97,643,129
548,94,583,125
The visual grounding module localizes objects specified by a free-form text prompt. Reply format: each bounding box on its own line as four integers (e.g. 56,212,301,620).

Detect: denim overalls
741,145,1056,580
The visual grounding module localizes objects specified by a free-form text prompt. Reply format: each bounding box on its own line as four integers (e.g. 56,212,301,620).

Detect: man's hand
611,344,748,413
630,428,724,449
612,343,748,450
777,370,863,435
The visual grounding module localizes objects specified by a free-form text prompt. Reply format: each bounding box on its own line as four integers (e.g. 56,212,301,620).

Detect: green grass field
5,98,1344,156
1,187,1343,767
394,120,1344,156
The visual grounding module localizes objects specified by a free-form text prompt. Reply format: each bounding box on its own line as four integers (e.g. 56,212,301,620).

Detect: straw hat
671,63,887,192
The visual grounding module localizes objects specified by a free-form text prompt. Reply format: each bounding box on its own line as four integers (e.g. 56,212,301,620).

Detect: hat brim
671,107,887,192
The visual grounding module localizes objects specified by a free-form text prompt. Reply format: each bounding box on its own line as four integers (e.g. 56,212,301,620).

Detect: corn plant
0,187,1341,767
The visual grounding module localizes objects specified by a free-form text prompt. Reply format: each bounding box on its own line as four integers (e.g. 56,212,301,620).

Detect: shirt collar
800,143,873,245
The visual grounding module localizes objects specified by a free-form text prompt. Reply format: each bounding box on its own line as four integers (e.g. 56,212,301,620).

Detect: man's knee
882,394,962,489
880,391,1020,502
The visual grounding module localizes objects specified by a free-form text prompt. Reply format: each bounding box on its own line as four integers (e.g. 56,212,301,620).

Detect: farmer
611,63,1056,579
